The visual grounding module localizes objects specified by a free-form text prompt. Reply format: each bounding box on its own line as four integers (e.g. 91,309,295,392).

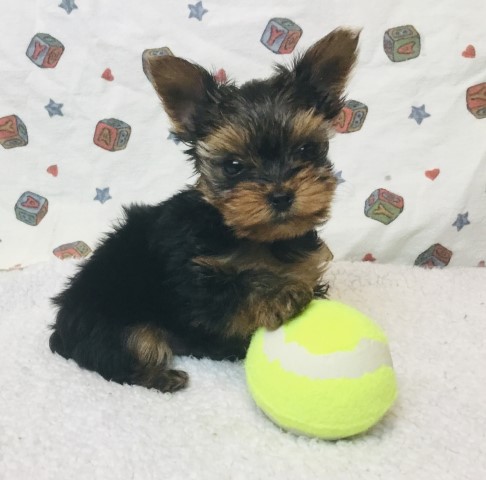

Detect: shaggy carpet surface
0,260,485,480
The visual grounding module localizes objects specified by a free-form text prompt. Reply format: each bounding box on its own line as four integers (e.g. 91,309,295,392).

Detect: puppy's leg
192,261,314,340
124,325,189,392
50,320,188,393
229,270,314,334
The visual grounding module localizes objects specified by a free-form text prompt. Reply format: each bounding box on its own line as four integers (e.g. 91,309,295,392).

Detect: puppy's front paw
221,271,315,340
313,282,330,299
260,282,314,330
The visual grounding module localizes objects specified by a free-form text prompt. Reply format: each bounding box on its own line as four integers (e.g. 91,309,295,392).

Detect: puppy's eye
222,158,244,177
297,142,319,159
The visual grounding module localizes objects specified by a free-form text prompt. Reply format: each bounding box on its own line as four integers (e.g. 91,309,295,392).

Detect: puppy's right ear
277,28,360,120
145,56,220,141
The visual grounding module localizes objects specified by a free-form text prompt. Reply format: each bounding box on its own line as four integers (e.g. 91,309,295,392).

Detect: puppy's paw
261,282,314,330
159,369,189,392
133,367,189,393
313,282,330,299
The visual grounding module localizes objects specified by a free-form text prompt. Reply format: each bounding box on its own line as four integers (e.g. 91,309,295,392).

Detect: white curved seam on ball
262,328,393,380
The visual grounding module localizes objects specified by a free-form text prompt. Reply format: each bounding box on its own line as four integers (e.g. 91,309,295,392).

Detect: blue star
452,212,470,231
59,0,78,14
409,105,430,125
94,188,112,204
188,1,208,21
167,132,181,145
335,171,345,184
45,99,64,117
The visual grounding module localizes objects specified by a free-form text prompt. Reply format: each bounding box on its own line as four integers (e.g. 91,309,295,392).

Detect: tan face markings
197,123,250,160
289,109,331,145
201,164,336,241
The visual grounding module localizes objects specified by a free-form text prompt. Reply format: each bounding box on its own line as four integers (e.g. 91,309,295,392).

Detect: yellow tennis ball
245,299,398,440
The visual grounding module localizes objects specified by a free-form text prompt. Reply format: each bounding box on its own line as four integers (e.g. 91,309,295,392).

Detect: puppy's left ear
145,55,220,141
288,28,360,119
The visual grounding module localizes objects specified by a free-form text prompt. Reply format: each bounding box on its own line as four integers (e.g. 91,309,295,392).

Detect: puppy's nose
268,191,294,212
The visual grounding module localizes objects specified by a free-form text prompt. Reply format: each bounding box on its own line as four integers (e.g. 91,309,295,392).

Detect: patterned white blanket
1,0,485,269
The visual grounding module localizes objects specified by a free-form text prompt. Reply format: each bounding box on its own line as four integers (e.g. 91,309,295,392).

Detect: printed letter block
26,33,65,68
383,25,420,62
414,244,452,268
364,188,404,225
466,83,486,119
53,241,92,260
261,18,302,54
333,100,368,133
142,47,174,83
0,115,28,149
15,191,48,226
93,118,131,151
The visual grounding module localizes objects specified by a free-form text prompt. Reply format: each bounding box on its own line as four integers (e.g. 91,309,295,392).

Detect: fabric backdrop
1,0,485,270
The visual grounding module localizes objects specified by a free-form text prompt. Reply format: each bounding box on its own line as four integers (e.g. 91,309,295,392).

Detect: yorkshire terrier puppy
49,28,359,393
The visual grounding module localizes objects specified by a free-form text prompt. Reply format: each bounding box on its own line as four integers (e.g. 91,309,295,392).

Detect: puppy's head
146,28,359,242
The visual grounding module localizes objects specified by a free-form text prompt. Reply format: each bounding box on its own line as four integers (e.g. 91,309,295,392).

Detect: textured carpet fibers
0,260,485,480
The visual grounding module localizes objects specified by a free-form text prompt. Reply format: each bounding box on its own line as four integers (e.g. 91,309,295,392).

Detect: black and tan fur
49,28,359,392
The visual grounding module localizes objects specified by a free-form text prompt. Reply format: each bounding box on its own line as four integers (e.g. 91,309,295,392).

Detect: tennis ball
245,299,398,440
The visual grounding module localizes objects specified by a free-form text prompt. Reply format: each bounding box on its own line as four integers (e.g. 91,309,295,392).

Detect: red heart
462,45,476,58
102,68,114,81
214,68,227,84
47,164,58,177
478,260,485,268
362,253,376,262
425,168,440,180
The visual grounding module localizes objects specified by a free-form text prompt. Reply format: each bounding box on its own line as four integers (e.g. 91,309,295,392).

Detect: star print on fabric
167,132,181,145
94,188,112,204
45,99,64,117
188,1,208,21
452,212,470,231
335,171,345,184
59,0,78,14
409,105,430,125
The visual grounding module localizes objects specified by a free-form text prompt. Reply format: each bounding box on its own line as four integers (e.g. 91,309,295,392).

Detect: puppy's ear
145,56,219,141
288,28,360,119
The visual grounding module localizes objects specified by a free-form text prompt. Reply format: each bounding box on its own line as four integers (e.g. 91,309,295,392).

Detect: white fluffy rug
0,260,485,480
